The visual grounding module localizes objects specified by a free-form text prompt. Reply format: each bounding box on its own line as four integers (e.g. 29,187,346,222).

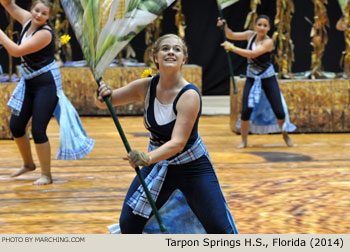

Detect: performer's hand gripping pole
96,78,167,233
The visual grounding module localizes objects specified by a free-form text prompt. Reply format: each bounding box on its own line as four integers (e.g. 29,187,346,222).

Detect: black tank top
18,20,55,72
144,75,201,151
247,33,271,75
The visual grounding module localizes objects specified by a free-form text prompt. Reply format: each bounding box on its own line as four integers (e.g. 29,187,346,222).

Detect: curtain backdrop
0,0,345,95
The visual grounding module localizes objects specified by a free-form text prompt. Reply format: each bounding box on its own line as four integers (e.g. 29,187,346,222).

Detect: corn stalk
244,0,261,30
173,0,186,39
310,0,329,79
143,16,162,66
342,1,350,78
51,0,72,63
4,15,19,82
273,0,295,79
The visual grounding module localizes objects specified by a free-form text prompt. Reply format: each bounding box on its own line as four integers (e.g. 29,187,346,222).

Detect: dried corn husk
310,0,329,79
273,0,295,79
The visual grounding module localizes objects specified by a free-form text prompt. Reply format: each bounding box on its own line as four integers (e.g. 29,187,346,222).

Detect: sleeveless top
144,75,201,152
247,33,272,75
18,20,55,72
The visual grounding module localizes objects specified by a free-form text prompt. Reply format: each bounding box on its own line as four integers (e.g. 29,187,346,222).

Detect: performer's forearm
0,29,21,57
148,140,186,164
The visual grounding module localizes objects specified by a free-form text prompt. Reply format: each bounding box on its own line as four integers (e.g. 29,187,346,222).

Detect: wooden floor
0,116,349,234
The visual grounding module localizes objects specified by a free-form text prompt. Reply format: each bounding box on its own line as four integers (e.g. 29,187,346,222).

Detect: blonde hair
152,34,188,69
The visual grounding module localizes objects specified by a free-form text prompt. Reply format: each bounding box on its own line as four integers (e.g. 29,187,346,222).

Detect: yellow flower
141,68,153,78
60,34,71,46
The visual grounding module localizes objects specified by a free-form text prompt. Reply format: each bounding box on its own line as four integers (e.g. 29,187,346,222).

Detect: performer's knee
119,206,147,234
240,109,251,121
31,127,48,144
119,217,143,234
275,110,285,120
119,218,130,234
9,120,26,138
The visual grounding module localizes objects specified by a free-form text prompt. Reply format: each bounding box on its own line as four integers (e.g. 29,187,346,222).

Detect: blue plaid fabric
53,91,95,160
126,135,207,218
236,90,297,134
246,64,275,108
7,60,60,115
7,60,94,160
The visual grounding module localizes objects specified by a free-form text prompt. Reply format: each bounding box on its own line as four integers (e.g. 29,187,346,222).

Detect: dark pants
119,155,235,234
241,76,285,121
10,71,58,144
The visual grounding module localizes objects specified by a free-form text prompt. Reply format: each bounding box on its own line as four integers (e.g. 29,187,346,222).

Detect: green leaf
138,0,168,15
96,35,117,63
126,0,142,13
83,0,100,67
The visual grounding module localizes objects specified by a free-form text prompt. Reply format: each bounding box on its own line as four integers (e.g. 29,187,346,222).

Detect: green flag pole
96,78,167,233
217,1,238,94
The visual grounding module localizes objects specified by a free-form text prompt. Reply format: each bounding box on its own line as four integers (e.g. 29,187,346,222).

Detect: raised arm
217,18,254,41
96,77,151,109
0,28,52,57
221,37,274,59
1,0,31,25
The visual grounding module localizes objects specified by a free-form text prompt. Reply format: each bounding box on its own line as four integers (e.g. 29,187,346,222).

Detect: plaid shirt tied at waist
246,64,275,108
7,60,61,116
127,135,208,219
